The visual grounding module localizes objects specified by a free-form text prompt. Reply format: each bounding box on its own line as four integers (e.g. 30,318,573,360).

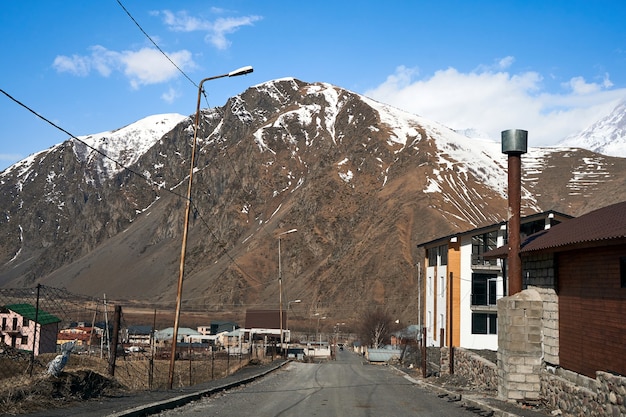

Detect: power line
115,0,198,89
0,89,190,202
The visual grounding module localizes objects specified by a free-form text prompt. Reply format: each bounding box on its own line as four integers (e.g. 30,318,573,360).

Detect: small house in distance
0,303,61,355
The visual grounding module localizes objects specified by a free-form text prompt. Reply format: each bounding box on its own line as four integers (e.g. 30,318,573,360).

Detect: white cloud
121,48,194,89
158,10,262,50
497,56,515,70
52,54,91,76
161,86,180,103
52,46,196,91
365,63,626,145
563,74,614,95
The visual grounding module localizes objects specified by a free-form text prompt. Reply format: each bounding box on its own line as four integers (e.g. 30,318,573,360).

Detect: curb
400,371,528,417
106,360,289,417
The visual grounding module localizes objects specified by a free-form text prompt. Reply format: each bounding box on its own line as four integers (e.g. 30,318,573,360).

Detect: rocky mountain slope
2,78,626,323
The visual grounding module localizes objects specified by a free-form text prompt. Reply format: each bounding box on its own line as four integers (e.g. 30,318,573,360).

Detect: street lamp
168,65,253,390
278,229,297,355
315,313,327,346
285,299,301,355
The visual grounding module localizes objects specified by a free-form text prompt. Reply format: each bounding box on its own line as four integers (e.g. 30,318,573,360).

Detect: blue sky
2,1,626,171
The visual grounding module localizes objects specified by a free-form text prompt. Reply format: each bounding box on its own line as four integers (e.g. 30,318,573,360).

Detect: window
427,244,448,266
23,317,29,327
427,248,437,266
21,335,28,345
438,245,448,266
1,318,5,330
12,317,18,330
472,313,497,334
471,231,498,266
472,273,497,305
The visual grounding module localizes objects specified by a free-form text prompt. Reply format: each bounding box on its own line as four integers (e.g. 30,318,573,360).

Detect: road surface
157,349,478,417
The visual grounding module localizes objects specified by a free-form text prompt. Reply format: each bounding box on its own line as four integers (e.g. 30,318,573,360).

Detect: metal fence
0,285,264,392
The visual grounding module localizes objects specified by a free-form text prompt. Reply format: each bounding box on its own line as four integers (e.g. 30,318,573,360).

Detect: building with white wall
417,211,571,350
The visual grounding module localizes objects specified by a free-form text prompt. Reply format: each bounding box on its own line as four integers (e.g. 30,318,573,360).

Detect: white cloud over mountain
366,63,626,146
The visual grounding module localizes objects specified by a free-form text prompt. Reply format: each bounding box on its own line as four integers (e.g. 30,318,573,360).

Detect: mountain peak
558,98,626,157
72,113,187,181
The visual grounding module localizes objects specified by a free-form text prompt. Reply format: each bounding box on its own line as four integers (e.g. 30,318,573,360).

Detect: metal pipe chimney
501,129,527,295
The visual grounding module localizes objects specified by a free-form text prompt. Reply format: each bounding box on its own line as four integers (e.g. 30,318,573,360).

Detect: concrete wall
529,286,559,366
522,253,556,289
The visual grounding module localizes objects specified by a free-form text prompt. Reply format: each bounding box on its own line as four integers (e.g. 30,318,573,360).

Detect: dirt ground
0,350,122,416
0,345,251,415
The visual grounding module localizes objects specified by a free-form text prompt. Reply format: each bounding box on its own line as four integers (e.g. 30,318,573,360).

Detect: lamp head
228,66,253,77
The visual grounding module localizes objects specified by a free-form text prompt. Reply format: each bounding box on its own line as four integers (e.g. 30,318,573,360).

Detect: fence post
28,284,41,376
188,342,192,386
108,305,121,376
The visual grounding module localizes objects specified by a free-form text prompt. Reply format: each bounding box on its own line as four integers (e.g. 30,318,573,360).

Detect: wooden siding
449,240,462,347
558,244,626,378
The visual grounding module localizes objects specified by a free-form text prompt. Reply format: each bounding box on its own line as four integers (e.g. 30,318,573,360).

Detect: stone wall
451,347,498,391
541,367,626,417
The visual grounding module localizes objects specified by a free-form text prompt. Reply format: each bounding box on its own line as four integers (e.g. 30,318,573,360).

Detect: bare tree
359,308,394,349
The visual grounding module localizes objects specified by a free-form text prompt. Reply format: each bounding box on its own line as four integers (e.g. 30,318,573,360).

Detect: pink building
0,303,61,355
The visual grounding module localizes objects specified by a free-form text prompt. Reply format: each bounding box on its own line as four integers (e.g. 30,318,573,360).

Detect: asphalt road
156,350,479,417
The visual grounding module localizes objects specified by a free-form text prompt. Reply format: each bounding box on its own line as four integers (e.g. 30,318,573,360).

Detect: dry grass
0,351,264,415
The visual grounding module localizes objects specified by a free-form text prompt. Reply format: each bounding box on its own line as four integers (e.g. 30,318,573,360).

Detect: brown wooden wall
558,244,626,378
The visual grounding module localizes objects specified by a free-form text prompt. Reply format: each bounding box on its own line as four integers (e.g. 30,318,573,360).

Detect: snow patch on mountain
558,99,626,158
72,113,187,180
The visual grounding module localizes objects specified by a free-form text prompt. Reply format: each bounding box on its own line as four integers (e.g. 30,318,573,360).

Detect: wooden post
421,327,427,378
108,305,121,376
449,272,454,375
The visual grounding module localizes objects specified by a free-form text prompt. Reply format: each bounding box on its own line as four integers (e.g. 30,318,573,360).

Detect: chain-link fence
0,285,269,393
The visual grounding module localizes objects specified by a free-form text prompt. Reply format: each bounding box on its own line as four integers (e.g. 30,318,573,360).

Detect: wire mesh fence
0,285,271,393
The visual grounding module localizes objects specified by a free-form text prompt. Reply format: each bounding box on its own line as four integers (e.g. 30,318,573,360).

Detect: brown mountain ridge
1,78,626,325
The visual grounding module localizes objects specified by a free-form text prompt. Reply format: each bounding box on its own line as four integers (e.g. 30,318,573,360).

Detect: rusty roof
483,201,626,257
521,200,626,253
245,309,285,329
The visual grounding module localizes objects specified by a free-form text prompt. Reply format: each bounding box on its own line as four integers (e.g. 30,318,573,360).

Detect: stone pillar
497,289,543,401
531,287,559,366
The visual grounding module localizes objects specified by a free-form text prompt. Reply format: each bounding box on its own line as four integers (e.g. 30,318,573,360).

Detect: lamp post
277,229,297,356
286,299,301,355
168,65,253,390
315,313,327,346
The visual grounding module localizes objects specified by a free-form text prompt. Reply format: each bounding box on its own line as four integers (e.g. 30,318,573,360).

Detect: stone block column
497,288,544,401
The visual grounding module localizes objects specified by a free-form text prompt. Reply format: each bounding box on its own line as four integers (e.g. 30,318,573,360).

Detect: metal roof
3,303,61,325
520,200,626,252
416,210,572,248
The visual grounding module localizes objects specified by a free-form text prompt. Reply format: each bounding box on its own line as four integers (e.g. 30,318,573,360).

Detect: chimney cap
501,129,528,154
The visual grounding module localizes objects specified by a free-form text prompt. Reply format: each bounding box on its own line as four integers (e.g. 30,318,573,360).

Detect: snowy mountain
2,113,186,183
1,78,626,322
558,99,626,158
